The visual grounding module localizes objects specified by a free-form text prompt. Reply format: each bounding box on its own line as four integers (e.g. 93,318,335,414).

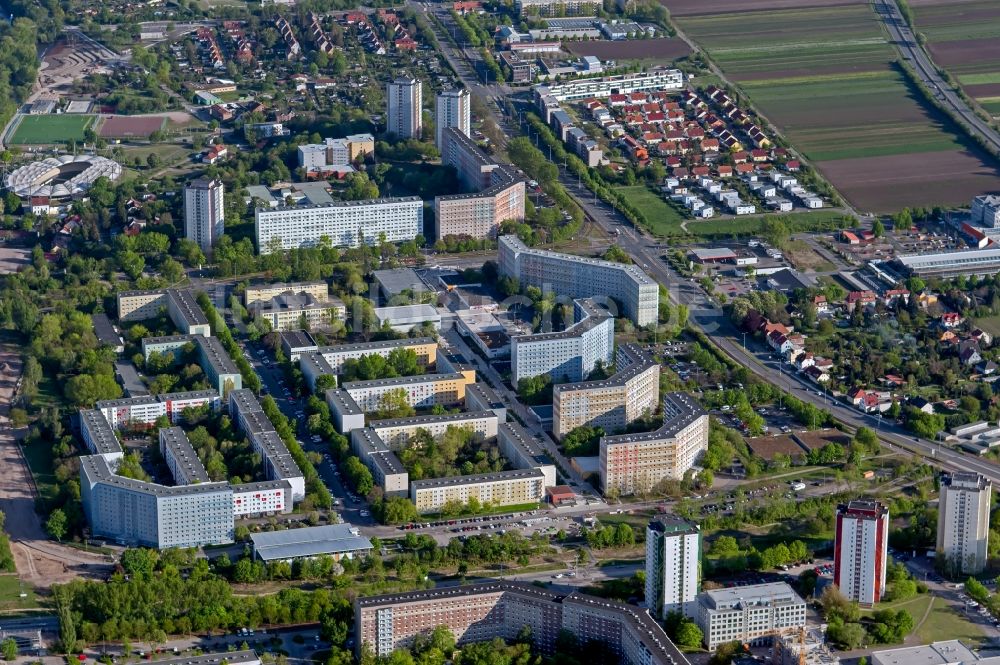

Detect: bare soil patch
0,247,31,275
927,38,1000,68
99,114,166,139
816,149,1000,213
565,38,691,61
745,435,806,461
966,83,1000,98
663,0,865,17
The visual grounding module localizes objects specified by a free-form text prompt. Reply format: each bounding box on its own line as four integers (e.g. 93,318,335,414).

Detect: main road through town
874,0,1000,154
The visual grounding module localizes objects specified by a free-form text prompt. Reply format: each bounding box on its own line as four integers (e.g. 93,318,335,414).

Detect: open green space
10,114,95,144
974,315,1000,338
618,185,687,236
20,439,58,504
913,596,985,645
914,0,1000,43
0,575,38,612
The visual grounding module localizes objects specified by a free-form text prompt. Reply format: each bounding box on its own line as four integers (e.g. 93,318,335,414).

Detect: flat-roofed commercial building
511,298,614,384
871,640,983,665
355,580,691,665
435,165,525,240
695,582,806,651
499,235,658,327
250,523,372,562
937,472,992,575
342,372,474,413
300,337,438,391
244,281,329,305
373,267,432,304
534,68,684,103
250,292,346,331
255,197,423,254
600,393,709,496
553,344,659,438
118,288,212,337
895,247,1000,278
370,411,499,448
410,468,545,513
373,304,442,332
498,420,556,489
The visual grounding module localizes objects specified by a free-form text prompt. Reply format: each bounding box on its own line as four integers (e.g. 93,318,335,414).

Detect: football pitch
9,114,96,144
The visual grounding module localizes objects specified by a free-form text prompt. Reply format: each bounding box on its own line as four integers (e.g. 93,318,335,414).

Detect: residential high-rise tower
435,87,471,148
387,77,423,139
937,472,992,575
645,515,700,619
184,178,225,254
834,499,889,606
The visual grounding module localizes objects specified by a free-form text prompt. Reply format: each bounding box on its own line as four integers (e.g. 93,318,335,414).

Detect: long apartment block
498,420,557,489
600,393,709,496
142,334,242,396
243,281,329,305
351,426,410,496
228,389,306,501
80,403,293,548
533,68,684,103
94,390,222,430
355,580,691,665
118,287,212,337
511,298,614,384
255,196,423,254
249,291,346,332
435,129,525,240
499,235,658,327
369,410,499,447
299,337,438,391
337,371,475,415
410,467,545,513
553,344,660,438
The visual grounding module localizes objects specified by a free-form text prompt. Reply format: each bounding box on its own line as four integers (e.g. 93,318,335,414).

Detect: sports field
666,0,1000,213
9,114,95,144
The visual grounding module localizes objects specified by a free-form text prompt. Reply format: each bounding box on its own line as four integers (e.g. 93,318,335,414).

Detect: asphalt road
874,0,1000,155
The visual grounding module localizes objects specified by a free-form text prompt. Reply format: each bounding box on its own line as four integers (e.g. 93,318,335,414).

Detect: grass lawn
10,114,95,144
0,574,38,611
687,210,852,238
618,186,687,237
421,502,541,520
974,315,1000,338
783,239,835,272
20,439,57,504
914,596,985,645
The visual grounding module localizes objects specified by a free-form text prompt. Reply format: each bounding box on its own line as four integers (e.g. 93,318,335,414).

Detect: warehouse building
250,523,372,563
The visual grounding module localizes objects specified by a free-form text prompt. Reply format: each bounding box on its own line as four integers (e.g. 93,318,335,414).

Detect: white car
360,510,370,517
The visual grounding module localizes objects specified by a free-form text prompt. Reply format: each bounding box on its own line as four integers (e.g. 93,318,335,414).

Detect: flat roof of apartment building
512,298,611,343
280,330,318,350
256,196,421,214
318,336,436,356
370,410,497,430
601,392,705,445
81,454,230,497
501,235,656,287
326,388,362,415
353,427,407,475
410,467,543,490
499,421,552,464
80,409,124,455
700,582,803,610
166,288,210,328
160,426,211,484
342,372,466,391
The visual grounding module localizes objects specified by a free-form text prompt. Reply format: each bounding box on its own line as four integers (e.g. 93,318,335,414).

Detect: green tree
675,621,703,649
120,548,159,577
46,508,67,541
0,637,16,661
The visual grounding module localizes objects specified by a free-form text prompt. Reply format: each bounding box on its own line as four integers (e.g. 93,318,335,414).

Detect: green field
20,440,57,504
668,0,1000,211
619,186,686,236
618,185,852,238
0,575,38,611
914,597,985,645
10,114,95,144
